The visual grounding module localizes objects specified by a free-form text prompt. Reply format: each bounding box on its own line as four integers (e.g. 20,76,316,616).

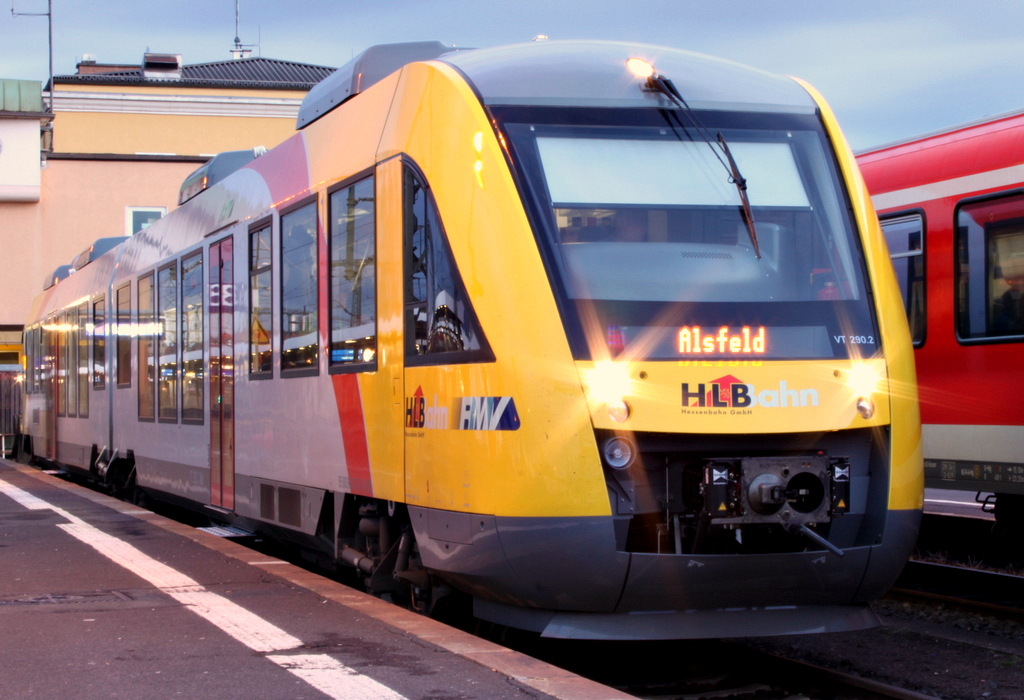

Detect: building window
249,223,273,375
157,262,178,422
127,207,166,235
329,176,376,367
92,297,105,389
77,303,89,417
956,193,1024,341
880,213,926,346
138,273,155,420
403,167,487,363
280,201,318,372
181,252,204,424
116,284,131,387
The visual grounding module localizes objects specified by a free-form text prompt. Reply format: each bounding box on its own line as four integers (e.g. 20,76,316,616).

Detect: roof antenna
232,0,252,59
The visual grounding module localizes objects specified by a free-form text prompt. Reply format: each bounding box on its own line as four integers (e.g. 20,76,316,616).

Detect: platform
0,459,630,700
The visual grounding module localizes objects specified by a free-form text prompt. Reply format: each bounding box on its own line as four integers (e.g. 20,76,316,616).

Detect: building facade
0,52,334,334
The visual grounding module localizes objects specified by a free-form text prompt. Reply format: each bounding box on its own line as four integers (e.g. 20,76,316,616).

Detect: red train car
858,110,1024,523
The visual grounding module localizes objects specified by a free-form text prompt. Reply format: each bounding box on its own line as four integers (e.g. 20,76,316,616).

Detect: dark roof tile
55,57,335,90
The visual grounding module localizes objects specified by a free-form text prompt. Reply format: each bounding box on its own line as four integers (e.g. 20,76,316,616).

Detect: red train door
209,238,235,510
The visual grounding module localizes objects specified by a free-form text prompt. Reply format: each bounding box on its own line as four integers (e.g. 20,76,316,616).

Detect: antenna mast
232,0,252,59
11,0,53,111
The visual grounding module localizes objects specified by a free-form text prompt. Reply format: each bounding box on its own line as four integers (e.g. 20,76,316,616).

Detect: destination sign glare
678,326,766,355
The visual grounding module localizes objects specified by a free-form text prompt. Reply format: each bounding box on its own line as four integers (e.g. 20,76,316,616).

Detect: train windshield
499,107,878,361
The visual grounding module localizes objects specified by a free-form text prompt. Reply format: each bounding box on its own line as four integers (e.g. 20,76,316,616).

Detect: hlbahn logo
406,386,520,431
682,375,819,410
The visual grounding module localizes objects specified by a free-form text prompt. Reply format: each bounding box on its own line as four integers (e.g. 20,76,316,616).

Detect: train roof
297,40,817,129
857,106,1024,157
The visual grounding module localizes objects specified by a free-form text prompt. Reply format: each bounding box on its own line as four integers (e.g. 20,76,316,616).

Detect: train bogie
19,40,921,640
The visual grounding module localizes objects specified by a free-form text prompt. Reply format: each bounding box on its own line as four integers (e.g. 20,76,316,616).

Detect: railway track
891,560,1024,621
514,637,943,699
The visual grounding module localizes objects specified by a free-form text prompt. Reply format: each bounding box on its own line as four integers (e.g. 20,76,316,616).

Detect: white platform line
0,478,406,700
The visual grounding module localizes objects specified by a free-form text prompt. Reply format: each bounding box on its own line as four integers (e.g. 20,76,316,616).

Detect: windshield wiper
716,133,760,258
644,73,761,259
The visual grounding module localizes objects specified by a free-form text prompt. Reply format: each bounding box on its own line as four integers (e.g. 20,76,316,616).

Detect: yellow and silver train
18,40,922,639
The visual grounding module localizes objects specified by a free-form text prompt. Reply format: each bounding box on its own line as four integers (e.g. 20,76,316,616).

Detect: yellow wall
53,112,297,156
51,83,305,155
53,84,307,156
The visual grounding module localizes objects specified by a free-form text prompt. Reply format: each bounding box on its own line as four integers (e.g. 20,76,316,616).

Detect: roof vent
297,41,464,129
70,237,128,272
142,53,183,80
43,265,72,290
179,146,267,204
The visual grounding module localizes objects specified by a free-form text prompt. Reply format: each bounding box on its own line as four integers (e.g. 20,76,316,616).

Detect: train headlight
585,361,634,423
846,363,880,397
602,436,636,470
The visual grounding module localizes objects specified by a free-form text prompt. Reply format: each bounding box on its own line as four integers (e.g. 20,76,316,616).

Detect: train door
209,238,235,509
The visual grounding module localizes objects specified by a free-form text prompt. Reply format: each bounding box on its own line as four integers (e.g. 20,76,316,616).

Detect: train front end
390,42,922,639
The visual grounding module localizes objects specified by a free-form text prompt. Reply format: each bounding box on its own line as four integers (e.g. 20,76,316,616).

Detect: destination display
606,324,862,359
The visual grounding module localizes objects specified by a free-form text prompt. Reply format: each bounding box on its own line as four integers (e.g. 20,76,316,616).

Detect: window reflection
281,203,319,370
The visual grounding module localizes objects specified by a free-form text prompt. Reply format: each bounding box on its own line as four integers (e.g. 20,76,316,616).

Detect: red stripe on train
333,373,373,496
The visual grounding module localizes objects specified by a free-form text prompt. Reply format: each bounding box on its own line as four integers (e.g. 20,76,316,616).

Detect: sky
2,0,1023,151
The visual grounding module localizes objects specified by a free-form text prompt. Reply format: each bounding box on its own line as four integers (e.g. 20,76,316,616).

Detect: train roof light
626,57,655,79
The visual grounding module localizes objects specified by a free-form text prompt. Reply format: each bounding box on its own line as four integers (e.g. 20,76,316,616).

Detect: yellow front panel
580,358,890,434
360,63,922,520
354,158,406,503
379,62,609,518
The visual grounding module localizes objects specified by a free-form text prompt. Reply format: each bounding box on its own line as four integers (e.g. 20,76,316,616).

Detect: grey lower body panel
474,598,880,640
410,505,921,639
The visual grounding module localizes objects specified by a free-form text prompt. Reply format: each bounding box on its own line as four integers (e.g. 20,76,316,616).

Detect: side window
24,326,35,394
56,312,67,417
280,201,319,373
157,262,178,422
77,303,89,417
67,310,78,417
956,193,1024,341
92,297,106,389
329,176,376,368
116,284,131,387
181,252,204,424
403,167,489,363
138,273,155,420
249,223,273,375
880,213,925,346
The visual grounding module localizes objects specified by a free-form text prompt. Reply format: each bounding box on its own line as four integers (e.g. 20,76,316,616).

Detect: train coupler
700,455,851,527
